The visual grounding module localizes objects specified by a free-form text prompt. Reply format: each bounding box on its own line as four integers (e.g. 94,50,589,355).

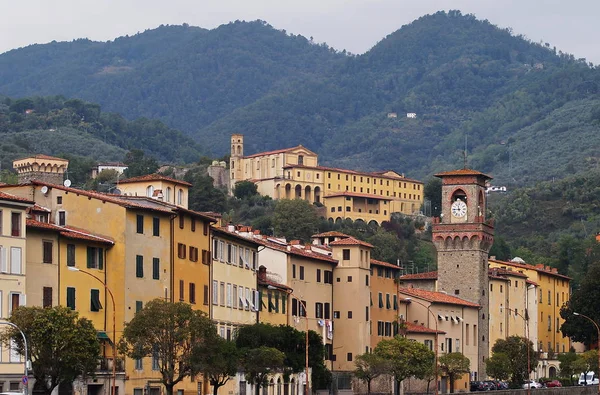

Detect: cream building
229,134,423,224
117,173,192,208
0,191,32,392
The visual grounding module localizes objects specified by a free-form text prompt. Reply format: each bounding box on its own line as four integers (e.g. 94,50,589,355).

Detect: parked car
495,381,509,390
545,380,562,388
579,372,599,385
522,380,544,389
470,381,488,391
484,380,499,390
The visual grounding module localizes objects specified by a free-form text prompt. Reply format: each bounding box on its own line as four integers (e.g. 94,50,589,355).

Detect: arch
295,184,302,199
237,146,241,155
304,185,312,202
444,236,452,250
177,188,184,205
451,188,468,204
285,184,292,199
314,186,321,203
165,187,172,203
478,190,485,217
290,378,296,395
453,236,461,249
277,378,282,395
335,217,343,225
275,184,281,199
549,366,557,378
146,185,154,197
368,220,379,228
328,217,334,224
298,155,304,165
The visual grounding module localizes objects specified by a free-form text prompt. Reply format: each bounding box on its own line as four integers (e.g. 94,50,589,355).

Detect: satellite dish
40,186,49,195
63,179,72,187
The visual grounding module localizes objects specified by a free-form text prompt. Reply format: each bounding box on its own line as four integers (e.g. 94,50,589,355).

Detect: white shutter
0,246,7,273
9,340,20,362
19,293,26,306
10,247,22,274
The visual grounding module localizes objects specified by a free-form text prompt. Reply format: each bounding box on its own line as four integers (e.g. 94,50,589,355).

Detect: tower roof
434,168,492,180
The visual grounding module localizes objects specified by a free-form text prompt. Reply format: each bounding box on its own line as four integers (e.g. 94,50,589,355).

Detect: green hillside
1,11,599,185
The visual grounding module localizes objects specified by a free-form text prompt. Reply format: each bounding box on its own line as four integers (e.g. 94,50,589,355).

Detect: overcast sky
1,0,599,64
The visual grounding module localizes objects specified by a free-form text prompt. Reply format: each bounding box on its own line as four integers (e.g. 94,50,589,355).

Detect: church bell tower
432,169,494,378
229,134,244,195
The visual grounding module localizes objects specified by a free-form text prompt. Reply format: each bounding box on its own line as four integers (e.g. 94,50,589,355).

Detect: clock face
451,199,467,218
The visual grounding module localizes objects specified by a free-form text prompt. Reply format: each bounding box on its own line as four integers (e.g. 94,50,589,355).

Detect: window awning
97,331,113,345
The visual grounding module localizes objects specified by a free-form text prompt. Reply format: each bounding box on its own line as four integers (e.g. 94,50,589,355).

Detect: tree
272,199,319,241
490,336,538,385
241,346,285,395
123,149,159,178
184,166,228,212
0,306,100,395
374,336,435,394
573,350,599,385
198,337,239,395
485,353,511,382
557,351,578,385
234,181,258,199
354,353,389,395
119,299,217,395
423,177,442,217
561,262,600,344
438,352,470,393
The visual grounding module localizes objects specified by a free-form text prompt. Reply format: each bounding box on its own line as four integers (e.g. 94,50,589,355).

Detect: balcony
98,357,124,372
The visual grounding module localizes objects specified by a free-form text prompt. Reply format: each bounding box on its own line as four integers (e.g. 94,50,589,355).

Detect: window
179,215,185,229
316,269,321,282
136,214,144,234
152,345,160,371
227,283,232,307
315,302,323,318
179,280,185,301
203,285,209,305
91,289,102,312
212,280,218,305
342,249,350,260
548,290,551,305
203,222,209,236
365,306,369,321
165,187,171,202
136,255,143,278
178,189,184,205
87,247,104,269
152,258,160,280
347,275,352,282
220,282,225,306
378,293,383,308
386,294,391,309
348,311,353,319
10,247,22,274
366,274,369,286
556,317,560,332
299,266,305,280
292,298,298,316
153,217,160,236
146,185,154,197
189,283,196,304
324,270,333,284
191,218,196,232
347,353,353,362
298,155,304,165
43,240,53,263
177,243,186,259
66,287,76,309
57,196,63,204
67,244,75,266
548,315,551,331
11,212,21,237
58,211,66,226
299,300,307,317
43,286,52,308
135,358,143,370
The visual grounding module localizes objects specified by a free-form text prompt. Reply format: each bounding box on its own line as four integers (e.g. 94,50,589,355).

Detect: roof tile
399,287,480,308
118,173,192,186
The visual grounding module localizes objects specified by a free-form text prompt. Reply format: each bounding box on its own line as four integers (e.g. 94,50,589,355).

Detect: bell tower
432,169,494,378
229,134,244,194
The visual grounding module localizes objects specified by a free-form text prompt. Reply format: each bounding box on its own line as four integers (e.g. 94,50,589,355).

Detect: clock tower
432,169,494,378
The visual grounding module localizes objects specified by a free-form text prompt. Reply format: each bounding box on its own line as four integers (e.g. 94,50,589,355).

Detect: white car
522,380,544,389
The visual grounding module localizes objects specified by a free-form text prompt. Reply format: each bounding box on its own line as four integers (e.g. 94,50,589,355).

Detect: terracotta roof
399,287,480,308
489,259,571,280
30,203,51,212
258,277,292,291
116,195,217,222
0,191,35,204
370,259,402,270
26,219,114,245
434,168,492,179
212,227,262,246
118,173,192,186
15,154,68,162
244,146,304,159
405,321,446,334
283,164,422,184
97,162,127,167
311,231,350,238
254,238,338,264
329,237,374,248
324,191,393,201
488,267,529,279
399,271,438,280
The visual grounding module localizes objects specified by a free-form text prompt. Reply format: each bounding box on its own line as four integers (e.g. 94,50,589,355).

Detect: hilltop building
229,134,423,225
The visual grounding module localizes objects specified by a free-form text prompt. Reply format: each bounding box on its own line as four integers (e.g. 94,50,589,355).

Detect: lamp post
269,286,310,395
573,312,600,395
403,297,438,395
0,321,29,395
68,266,117,395
505,307,531,395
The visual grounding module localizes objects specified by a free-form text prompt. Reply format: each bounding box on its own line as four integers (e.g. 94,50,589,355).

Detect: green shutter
268,292,273,312
136,255,144,278
275,293,279,313
258,291,263,311
393,295,398,310
136,301,143,312
153,258,160,280
98,249,104,270
282,295,286,314
378,293,383,308
67,287,76,310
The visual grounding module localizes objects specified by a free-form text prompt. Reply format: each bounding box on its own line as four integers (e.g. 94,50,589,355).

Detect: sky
1,0,599,64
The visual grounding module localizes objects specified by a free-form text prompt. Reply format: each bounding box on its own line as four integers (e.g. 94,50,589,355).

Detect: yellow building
369,259,402,350
489,258,571,378
229,134,423,224
118,173,192,208
0,191,32,393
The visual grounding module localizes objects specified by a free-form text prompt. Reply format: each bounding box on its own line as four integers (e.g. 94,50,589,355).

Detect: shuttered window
136,255,144,278
66,287,76,309
43,287,52,308
43,241,53,263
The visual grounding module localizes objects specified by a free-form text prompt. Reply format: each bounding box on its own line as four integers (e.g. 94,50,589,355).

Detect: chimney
258,265,267,281
227,223,235,232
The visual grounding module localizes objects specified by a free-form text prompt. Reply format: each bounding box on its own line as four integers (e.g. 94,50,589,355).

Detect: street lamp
573,312,600,395
0,321,29,395
403,297,438,395
269,285,309,395
505,307,531,395
68,266,117,395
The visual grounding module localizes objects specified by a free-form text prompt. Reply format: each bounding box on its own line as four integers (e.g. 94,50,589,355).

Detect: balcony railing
98,357,124,372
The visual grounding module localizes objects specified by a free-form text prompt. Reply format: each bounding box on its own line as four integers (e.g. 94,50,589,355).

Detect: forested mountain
1,11,599,185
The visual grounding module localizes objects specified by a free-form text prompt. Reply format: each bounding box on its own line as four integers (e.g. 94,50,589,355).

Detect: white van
578,372,599,385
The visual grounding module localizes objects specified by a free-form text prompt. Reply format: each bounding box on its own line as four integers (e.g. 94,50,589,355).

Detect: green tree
557,351,578,385
573,350,599,385
485,353,511,382
438,352,470,393
118,299,217,395
561,262,600,344
354,353,389,395
423,177,442,217
0,306,100,395
184,166,228,212
374,336,435,394
272,199,319,241
0,169,18,184
241,346,285,395
123,149,159,178
490,336,538,385
198,337,239,395
234,181,259,199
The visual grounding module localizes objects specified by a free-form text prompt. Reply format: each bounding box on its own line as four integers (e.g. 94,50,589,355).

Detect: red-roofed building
370,258,402,351
227,134,423,225
117,173,192,209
